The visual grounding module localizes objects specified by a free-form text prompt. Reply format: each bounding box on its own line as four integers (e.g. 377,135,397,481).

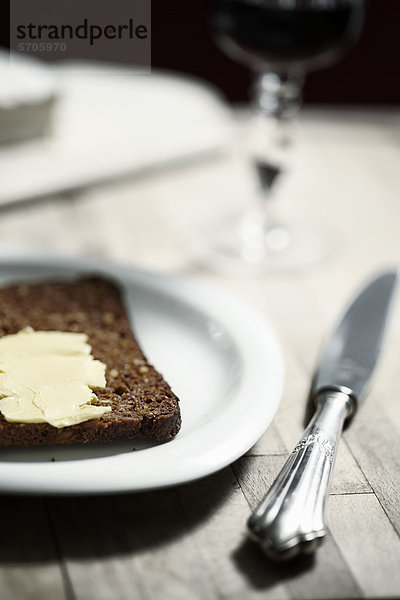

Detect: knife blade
314,271,398,403
247,270,398,561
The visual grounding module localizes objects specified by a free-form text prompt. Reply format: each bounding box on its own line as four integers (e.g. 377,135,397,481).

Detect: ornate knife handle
247,390,354,561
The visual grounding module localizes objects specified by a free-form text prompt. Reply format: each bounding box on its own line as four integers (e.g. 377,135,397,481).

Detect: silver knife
247,271,398,561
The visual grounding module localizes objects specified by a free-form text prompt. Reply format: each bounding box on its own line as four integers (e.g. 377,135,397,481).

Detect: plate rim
0,254,284,495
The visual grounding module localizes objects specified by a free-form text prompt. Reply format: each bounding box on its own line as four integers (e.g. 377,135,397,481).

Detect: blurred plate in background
0,63,233,208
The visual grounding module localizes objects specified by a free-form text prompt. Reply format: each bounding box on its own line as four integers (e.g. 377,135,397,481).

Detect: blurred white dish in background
0,51,57,145
0,62,233,208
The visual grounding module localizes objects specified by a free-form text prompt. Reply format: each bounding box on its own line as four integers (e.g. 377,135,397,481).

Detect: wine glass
199,0,364,273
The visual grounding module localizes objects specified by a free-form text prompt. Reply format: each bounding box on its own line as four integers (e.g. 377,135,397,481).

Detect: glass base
191,210,329,275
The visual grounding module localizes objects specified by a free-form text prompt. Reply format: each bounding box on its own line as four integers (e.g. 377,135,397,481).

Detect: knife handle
247,390,354,561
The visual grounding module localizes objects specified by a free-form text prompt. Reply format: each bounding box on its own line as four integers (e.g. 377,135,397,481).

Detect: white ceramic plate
0,256,284,495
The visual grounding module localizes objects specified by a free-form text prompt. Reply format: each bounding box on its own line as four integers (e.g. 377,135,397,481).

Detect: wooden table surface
0,108,399,599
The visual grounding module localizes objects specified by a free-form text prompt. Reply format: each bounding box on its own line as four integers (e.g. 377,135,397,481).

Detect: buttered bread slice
0,276,181,446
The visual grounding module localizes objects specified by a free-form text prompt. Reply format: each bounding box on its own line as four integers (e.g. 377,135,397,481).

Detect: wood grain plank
48,495,144,600
345,412,400,537
0,497,68,600
70,180,193,271
47,488,221,600
327,493,400,597
330,441,372,495
245,422,287,456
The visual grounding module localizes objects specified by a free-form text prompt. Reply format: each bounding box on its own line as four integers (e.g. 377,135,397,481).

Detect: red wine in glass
210,0,364,72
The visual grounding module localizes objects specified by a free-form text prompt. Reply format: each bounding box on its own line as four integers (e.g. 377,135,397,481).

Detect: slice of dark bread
0,276,181,446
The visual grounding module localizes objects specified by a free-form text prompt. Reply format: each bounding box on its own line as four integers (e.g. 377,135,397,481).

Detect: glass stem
249,70,304,251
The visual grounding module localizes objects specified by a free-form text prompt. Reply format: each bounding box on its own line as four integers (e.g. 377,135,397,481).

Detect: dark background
152,0,400,105
2,0,399,105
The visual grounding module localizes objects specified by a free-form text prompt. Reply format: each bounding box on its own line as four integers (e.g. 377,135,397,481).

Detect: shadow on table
0,466,236,563
232,537,315,591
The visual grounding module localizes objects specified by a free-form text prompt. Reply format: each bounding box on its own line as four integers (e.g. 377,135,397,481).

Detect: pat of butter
0,327,111,428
